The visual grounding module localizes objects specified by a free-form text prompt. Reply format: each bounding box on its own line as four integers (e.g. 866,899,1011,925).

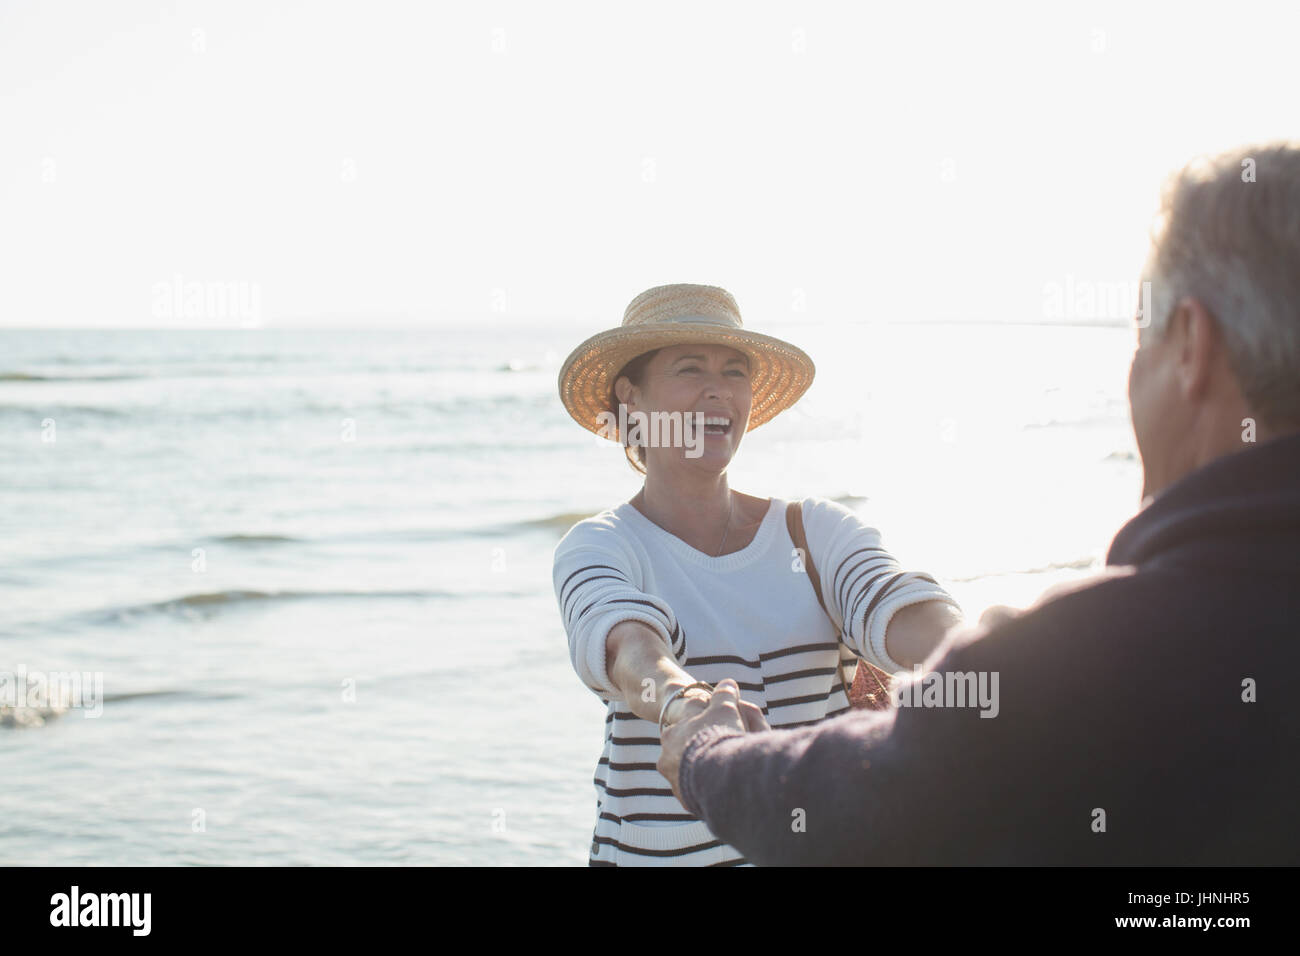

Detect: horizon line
0,317,1132,332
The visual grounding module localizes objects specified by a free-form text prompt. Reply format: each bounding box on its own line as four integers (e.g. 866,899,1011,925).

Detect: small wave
102,689,185,704
376,512,616,539
154,588,444,610
211,533,302,544
950,557,1098,583
96,588,435,621
99,689,244,704
520,511,599,532
0,403,127,419
1,688,243,728
87,586,530,624
498,359,539,372
0,371,143,382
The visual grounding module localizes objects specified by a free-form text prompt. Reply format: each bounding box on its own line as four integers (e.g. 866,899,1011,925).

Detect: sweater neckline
616,495,784,571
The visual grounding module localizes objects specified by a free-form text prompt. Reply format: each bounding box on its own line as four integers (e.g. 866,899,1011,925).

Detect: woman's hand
606,620,769,734
658,680,767,801
659,687,712,729
660,685,768,734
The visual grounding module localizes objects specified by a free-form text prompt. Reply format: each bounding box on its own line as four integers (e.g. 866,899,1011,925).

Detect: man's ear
1172,296,1220,401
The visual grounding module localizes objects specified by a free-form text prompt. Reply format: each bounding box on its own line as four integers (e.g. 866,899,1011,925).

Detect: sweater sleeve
552,515,684,704
803,497,961,674
677,634,994,866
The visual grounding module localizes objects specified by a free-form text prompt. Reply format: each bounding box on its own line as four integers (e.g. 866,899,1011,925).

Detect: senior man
657,143,1300,865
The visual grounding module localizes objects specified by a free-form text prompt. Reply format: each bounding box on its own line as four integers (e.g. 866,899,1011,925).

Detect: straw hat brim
558,323,815,439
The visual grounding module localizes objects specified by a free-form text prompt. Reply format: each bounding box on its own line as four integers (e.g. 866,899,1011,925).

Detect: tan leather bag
785,500,894,711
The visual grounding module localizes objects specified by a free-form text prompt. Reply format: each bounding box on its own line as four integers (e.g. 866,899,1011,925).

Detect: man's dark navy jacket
678,433,1300,864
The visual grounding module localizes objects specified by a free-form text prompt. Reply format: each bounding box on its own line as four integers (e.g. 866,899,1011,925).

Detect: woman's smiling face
616,343,754,469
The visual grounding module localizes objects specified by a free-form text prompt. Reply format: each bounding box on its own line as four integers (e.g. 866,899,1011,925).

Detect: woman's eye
678,365,747,377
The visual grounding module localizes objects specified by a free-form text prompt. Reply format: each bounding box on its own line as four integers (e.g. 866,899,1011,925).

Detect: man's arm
673,706,918,865
661,578,1179,866
659,626,1013,866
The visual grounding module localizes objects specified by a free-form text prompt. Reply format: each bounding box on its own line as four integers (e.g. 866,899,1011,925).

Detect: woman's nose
702,369,733,396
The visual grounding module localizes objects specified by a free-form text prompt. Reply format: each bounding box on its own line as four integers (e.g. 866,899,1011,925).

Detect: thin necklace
635,489,735,557
715,494,735,557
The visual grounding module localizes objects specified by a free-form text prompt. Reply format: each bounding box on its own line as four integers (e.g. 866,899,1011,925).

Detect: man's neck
1148,413,1299,500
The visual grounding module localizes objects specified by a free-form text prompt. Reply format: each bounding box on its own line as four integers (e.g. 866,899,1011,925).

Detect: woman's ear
614,375,634,408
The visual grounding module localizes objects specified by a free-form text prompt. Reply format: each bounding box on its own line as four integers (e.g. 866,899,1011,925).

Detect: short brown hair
608,349,660,475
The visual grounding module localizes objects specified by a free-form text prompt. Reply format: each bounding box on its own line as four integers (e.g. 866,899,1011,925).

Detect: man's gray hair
1143,142,1300,426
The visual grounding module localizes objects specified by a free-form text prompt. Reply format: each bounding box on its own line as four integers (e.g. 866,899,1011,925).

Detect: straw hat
557,283,815,440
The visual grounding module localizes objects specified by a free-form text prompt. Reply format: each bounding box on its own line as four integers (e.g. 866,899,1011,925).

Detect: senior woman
552,283,963,866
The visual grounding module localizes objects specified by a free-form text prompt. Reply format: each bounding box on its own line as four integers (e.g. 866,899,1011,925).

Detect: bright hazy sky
1,0,1295,329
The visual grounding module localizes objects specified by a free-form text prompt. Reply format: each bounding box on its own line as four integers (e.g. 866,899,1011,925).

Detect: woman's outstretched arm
553,518,743,728
802,497,964,674
606,620,710,725
884,600,965,670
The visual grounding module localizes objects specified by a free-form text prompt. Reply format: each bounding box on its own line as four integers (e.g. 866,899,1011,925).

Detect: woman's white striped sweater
552,495,960,866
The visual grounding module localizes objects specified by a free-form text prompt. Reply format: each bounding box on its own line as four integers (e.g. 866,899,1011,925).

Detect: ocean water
0,322,1142,864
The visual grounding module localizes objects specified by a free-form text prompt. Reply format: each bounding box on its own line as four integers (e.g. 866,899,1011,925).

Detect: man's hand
974,567,1139,635
979,604,1023,629
657,679,768,804
943,568,1140,656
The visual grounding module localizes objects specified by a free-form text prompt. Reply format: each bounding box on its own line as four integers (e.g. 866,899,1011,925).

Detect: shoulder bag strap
786,499,894,711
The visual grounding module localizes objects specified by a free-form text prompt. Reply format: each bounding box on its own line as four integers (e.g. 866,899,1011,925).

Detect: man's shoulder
938,566,1174,663
939,559,1300,679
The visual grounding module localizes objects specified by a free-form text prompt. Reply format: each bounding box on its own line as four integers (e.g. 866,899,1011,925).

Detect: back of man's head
1130,143,1300,498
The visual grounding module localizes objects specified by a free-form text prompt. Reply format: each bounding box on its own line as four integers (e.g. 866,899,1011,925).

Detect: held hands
658,685,713,729
657,679,768,803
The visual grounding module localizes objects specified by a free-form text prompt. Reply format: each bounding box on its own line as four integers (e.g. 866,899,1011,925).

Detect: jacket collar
1107,431,1300,572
